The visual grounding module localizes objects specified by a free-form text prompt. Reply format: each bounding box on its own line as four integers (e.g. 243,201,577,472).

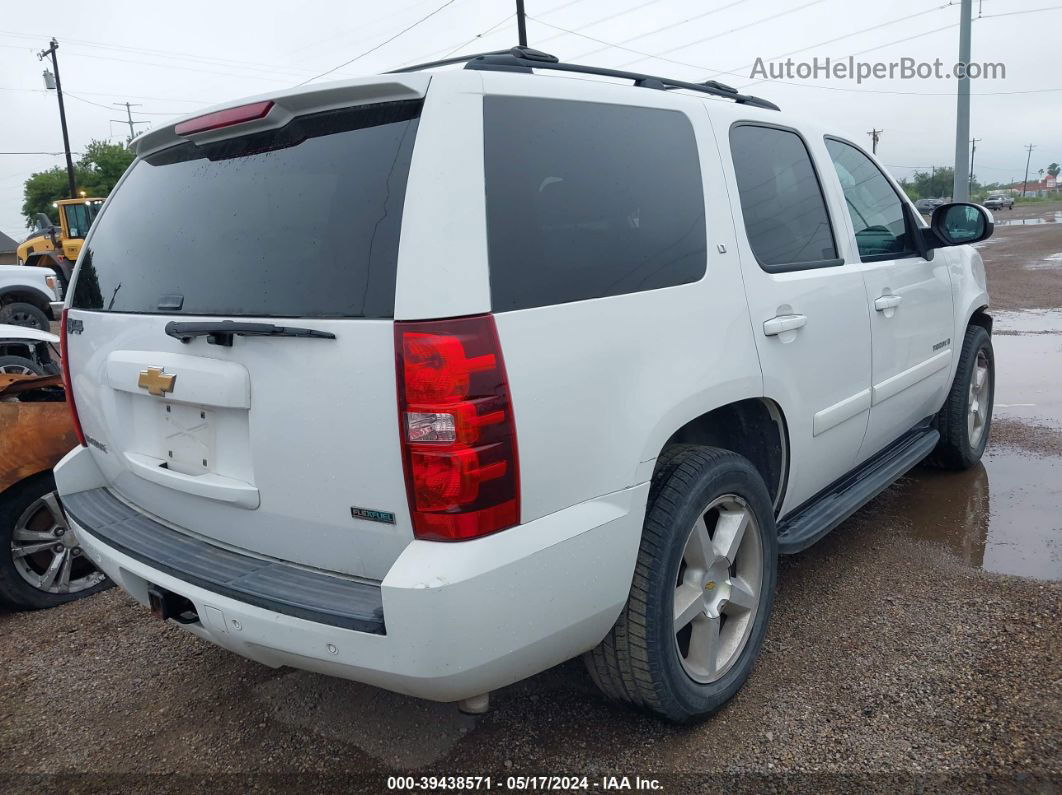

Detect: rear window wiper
164,320,336,347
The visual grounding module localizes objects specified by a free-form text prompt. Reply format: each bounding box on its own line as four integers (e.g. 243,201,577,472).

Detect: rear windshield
71,100,421,318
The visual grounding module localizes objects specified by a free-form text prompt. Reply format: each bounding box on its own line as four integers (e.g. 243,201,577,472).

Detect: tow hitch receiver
147,584,200,624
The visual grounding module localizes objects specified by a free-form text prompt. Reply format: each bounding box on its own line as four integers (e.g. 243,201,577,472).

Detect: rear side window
824,138,915,260
484,97,706,312
729,124,839,271
71,100,421,317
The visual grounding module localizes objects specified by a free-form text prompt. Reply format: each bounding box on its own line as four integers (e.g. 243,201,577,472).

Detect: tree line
21,139,134,228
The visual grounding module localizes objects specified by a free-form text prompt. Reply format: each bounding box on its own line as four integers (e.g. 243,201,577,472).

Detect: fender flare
0,285,54,312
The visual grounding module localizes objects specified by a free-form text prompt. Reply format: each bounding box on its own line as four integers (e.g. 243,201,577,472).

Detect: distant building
0,230,18,265
1005,177,1058,198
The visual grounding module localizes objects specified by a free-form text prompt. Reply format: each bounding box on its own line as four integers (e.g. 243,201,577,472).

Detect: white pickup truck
0,264,63,331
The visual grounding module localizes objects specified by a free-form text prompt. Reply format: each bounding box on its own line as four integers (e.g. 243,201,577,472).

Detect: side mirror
928,202,994,248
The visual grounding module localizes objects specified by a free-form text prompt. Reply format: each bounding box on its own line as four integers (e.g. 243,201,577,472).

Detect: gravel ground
2,203,1061,793
1,501,1058,792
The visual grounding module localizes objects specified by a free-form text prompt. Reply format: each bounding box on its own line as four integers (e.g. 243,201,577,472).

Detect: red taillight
59,308,86,448
395,315,519,541
175,100,274,136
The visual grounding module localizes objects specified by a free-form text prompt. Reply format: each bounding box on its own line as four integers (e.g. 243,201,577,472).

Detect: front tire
0,474,110,610
0,355,44,375
585,447,778,723
928,324,994,470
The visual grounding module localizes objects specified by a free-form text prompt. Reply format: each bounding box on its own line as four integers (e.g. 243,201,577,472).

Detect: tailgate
63,88,424,580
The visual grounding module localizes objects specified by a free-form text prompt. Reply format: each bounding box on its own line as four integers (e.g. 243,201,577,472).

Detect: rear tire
585,446,777,723
0,301,50,331
928,324,994,470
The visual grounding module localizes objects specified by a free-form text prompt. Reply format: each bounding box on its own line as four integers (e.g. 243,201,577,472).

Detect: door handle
763,313,807,336
874,294,903,312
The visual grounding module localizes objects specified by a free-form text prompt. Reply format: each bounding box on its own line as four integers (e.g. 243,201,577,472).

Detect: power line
979,4,1062,19
38,47,302,84
281,0,445,61
0,29,321,79
561,0,752,63
392,12,513,68
528,17,1062,97
613,0,827,69
297,0,457,86
533,0,668,48
0,85,209,104
712,4,952,86
65,91,182,116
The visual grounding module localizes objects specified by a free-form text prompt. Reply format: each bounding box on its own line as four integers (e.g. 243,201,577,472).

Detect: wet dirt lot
3,205,1061,793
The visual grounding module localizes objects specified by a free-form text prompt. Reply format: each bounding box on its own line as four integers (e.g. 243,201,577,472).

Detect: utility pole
867,128,882,155
112,101,149,140
37,38,76,199
969,137,981,195
952,0,973,201
1022,144,1036,197
516,0,528,47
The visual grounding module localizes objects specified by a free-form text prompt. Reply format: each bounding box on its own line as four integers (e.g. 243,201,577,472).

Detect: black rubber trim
61,488,385,634
776,426,940,554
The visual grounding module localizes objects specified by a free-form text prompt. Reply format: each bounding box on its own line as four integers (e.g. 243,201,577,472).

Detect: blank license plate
161,403,215,476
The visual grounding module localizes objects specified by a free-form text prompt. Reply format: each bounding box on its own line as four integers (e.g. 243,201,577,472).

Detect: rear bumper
49,301,64,318
57,446,647,702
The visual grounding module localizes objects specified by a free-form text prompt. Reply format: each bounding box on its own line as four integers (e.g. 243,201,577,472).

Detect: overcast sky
2,0,1059,237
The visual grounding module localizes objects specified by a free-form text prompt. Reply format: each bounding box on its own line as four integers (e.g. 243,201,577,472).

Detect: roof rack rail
387,46,780,111
386,50,511,74
465,47,780,111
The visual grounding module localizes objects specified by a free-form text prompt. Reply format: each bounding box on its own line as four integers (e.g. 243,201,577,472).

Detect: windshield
71,100,421,318
63,201,103,238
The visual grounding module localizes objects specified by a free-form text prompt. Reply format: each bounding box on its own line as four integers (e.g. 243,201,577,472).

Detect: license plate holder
161,403,215,476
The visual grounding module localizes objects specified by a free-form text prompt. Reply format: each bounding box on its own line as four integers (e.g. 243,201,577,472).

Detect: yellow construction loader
17,197,104,288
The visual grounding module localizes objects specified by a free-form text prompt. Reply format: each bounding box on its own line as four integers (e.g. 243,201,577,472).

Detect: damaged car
0,370,108,608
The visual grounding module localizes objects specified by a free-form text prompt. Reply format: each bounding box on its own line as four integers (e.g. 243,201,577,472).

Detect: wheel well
969,306,992,335
656,398,789,512
0,289,51,313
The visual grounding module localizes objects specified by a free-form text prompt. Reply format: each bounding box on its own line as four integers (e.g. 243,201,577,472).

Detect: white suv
55,49,995,722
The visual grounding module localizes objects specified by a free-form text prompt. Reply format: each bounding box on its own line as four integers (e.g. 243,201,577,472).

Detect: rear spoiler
131,75,431,157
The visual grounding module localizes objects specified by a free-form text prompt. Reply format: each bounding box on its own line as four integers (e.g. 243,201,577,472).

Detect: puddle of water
991,331,1062,427
1025,252,1062,270
996,211,1062,226
885,316,1062,580
895,451,1062,581
993,308,1062,334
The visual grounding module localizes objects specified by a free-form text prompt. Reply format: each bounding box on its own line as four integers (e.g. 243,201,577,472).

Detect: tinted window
484,97,706,312
824,139,913,259
72,101,420,317
729,124,838,270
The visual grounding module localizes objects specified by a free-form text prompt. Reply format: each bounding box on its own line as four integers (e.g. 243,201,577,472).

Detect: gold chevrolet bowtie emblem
137,367,176,397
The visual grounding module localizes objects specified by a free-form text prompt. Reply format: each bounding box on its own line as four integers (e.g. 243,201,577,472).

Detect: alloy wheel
0,363,36,375
11,491,105,595
967,348,991,448
673,494,763,684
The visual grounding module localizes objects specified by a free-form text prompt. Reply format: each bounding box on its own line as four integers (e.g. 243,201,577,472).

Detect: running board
776,428,939,554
